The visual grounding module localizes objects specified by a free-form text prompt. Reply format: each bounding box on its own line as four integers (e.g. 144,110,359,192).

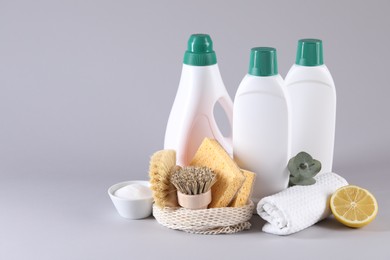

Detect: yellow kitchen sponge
229,169,255,207
190,138,245,208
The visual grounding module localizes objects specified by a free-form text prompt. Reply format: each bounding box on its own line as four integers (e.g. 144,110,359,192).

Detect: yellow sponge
229,169,255,207
190,138,245,208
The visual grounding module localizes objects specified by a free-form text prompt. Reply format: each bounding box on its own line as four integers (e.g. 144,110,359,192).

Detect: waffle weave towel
257,172,348,235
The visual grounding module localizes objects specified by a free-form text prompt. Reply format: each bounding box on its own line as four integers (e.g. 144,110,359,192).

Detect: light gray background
1,0,389,259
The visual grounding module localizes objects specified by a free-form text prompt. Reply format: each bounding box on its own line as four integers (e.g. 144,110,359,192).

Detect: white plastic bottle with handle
233,47,289,204
164,34,233,166
284,39,336,174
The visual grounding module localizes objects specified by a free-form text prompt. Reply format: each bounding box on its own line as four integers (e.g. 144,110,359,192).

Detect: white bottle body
284,64,336,174
233,74,289,203
164,64,233,166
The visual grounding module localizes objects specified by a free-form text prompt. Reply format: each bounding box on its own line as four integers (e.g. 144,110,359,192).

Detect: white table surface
2,160,389,260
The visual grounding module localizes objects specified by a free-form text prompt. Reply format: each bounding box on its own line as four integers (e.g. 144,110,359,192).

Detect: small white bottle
233,47,289,203
284,39,336,174
164,34,233,166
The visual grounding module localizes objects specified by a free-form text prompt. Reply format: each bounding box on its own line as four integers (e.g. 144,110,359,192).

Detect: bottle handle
210,94,233,156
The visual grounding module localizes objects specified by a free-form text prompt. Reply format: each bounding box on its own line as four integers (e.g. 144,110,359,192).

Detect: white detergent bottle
164,34,233,166
233,47,289,203
284,39,336,174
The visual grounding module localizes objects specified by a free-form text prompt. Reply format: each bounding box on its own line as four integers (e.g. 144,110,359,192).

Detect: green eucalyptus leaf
288,151,321,187
287,157,299,176
293,177,316,186
310,159,322,175
294,152,313,165
289,174,302,184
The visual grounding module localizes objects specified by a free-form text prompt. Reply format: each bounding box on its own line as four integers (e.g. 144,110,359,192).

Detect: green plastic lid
296,39,324,66
248,47,278,76
183,34,217,66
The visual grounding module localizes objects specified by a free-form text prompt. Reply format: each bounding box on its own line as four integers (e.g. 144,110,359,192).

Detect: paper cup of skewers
149,138,255,235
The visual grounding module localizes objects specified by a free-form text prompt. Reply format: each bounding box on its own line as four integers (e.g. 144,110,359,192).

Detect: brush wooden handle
177,190,211,210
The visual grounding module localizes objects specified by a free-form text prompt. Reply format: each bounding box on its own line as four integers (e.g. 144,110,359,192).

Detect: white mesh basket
153,201,254,235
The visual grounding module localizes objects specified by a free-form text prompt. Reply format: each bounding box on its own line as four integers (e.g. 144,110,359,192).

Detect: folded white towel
257,172,348,235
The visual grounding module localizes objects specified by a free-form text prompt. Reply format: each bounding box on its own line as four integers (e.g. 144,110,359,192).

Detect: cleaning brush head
170,166,217,195
149,150,179,208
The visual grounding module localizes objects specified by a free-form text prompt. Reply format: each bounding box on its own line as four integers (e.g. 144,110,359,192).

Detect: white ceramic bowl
108,180,153,219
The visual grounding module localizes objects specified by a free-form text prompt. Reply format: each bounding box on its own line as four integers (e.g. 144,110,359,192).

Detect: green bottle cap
295,39,324,66
183,34,217,66
248,47,278,76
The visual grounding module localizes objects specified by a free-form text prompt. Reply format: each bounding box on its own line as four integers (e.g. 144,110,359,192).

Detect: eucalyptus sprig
288,152,321,186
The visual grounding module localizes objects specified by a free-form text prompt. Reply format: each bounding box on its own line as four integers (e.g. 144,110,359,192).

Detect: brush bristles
170,166,217,195
149,150,178,208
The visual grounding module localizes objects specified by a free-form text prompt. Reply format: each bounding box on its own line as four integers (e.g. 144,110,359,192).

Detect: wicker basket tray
153,201,254,235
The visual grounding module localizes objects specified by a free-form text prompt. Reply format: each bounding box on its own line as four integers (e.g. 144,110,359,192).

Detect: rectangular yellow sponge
190,138,245,208
229,169,255,207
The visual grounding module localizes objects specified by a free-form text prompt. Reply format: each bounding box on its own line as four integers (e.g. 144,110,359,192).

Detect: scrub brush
149,150,179,208
170,166,217,195
170,166,217,209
